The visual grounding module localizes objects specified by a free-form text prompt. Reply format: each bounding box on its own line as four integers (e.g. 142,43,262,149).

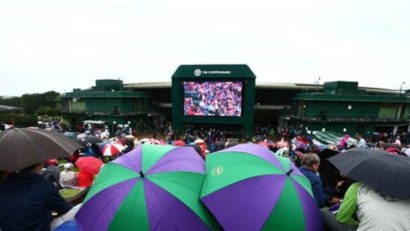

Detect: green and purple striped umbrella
200,143,322,231
76,144,217,231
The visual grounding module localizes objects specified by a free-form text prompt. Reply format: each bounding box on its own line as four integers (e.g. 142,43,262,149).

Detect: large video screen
183,81,243,117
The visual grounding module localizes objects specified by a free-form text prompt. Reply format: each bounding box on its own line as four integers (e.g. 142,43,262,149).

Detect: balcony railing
290,115,409,123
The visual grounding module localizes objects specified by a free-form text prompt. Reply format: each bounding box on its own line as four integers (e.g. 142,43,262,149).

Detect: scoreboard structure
171,64,256,135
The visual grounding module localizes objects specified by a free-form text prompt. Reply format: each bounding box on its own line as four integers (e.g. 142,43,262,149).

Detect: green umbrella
200,143,322,231
76,144,217,231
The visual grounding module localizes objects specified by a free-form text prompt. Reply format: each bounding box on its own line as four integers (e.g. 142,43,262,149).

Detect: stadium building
62,65,410,137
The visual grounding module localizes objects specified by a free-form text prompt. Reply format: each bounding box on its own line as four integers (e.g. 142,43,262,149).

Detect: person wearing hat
41,159,62,189
59,163,77,188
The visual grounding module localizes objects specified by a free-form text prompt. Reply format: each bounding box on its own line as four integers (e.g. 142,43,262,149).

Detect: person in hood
0,163,73,231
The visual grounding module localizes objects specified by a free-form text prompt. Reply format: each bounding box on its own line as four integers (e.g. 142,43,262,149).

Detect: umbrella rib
20,130,48,166
87,178,139,230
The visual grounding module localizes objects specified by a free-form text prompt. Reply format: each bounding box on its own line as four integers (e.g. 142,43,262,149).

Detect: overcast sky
1,0,409,96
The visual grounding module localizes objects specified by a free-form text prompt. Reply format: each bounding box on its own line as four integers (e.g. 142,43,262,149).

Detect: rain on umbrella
0,128,82,172
328,148,410,198
76,144,218,231
200,143,321,231
102,142,125,157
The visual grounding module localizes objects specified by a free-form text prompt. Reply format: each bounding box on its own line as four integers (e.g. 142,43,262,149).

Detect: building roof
124,82,171,89
62,90,147,98
172,64,256,79
293,92,410,103
124,81,401,95
0,105,23,112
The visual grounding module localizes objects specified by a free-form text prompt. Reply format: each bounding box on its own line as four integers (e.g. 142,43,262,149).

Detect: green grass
60,188,81,198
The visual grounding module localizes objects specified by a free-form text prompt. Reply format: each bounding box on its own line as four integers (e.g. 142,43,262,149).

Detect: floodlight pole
399,81,405,95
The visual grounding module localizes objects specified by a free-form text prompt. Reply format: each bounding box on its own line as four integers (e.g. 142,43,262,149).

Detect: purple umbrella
75,144,217,231
200,143,322,230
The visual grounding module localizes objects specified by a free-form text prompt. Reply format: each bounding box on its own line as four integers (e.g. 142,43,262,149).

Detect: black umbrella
0,128,83,172
318,148,340,189
328,148,410,198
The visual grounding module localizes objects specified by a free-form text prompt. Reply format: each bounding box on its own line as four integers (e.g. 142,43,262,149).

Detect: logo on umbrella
211,166,224,176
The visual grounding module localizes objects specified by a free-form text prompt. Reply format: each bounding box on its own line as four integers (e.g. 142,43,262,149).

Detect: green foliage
1,91,62,115
0,96,21,107
0,113,37,127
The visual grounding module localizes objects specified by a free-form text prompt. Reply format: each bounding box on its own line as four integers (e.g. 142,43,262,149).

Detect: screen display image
183,81,243,117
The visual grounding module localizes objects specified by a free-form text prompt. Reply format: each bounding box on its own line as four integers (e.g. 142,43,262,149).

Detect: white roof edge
123,82,399,93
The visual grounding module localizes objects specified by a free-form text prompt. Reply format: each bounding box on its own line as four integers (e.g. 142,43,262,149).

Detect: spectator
339,134,350,150
59,163,77,188
42,159,62,189
394,136,402,147
0,163,74,231
322,182,410,231
356,133,367,149
299,153,339,208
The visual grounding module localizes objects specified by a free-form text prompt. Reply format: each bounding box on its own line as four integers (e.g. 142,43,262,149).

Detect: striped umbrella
102,142,125,157
200,143,321,231
76,144,218,231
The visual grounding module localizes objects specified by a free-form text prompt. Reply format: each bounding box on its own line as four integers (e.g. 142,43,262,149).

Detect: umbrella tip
286,169,294,176
139,171,145,178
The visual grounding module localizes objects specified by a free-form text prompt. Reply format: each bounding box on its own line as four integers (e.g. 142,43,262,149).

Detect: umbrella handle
286,169,294,175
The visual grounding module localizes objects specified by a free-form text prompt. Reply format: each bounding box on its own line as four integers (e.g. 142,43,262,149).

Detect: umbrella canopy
63,131,77,139
328,148,410,198
76,144,218,231
102,142,125,157
257,141,270,149
295,141,308,151
76,133,87,140
173,140,186,146
84,135,103,144
317,149,340,189
200,143,321,231
75,156,104,176
0,128,82,172
139,138,160,145
98,140,113,149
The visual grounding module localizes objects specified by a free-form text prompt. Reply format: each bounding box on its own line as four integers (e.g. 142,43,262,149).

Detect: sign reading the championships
194,69,231,77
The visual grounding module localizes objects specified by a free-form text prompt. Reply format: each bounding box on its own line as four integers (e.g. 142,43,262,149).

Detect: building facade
62,78,410,138
62,79,155,133
290,81,410,136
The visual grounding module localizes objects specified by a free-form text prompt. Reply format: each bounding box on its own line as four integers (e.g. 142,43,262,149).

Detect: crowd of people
183,81,242,116
1,121,410,230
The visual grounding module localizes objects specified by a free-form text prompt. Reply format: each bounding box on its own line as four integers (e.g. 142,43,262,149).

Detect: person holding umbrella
321,148,410,230
321,182,410,231
0,162,74,231
0,128,88,230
